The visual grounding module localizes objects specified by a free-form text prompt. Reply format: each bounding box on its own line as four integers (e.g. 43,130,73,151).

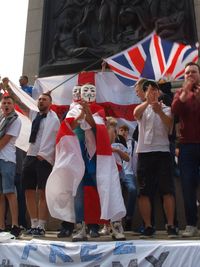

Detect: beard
38,105,48,112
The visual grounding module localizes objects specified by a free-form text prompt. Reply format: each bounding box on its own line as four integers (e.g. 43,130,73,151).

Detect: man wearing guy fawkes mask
72,85,82,103
51,83,126,241
62,83,126,241
72,83,101,241
57,83,99,240
81,84,96,103
57,85,82,238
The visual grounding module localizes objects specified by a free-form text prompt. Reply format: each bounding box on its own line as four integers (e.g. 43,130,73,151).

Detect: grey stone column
22,0,44,85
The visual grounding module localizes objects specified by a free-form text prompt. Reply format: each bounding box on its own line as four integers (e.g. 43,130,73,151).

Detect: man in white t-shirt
134,80,177,239
0,96,22,237
7,89,60,236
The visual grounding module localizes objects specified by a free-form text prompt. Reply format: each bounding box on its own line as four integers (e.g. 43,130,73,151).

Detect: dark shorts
137,152,175,197
22,156,52,190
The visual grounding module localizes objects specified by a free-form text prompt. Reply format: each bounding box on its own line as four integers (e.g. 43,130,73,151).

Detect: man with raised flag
46,83,126,241
6,87,60,236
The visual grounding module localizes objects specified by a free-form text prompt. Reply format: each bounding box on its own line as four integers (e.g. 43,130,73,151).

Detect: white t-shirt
27,110,45,156
112,142,128,167
0,117,22,163
136,104,171,153
123,138,138,175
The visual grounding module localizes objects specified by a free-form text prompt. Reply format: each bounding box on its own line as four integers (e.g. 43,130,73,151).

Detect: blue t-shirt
21,85,33,97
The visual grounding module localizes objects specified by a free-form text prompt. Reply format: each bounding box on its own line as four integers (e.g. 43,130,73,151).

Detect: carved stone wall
38,0,197,77
23,0,199,83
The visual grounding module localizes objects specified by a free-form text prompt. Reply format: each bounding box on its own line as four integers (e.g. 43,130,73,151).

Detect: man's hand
151,101,162,114
180,79,195,102
194,85,200,102
145,85,157,104
76,107,85,122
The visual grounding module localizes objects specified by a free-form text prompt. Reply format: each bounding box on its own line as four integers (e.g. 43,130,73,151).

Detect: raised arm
152,101,173,129
80,101,96,128
133,101,148,120
133,85,155,120
6,87,30,117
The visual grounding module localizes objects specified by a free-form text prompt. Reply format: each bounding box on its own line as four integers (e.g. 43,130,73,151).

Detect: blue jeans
179,144,200,226
15,174,27,228
0,160,16,193
74,180,84,223
121,173,137,218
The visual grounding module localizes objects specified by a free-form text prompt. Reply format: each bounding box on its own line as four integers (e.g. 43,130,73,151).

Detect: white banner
0,239,200,267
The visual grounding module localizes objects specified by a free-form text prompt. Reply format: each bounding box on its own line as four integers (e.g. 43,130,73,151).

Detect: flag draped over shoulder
45,100,126,223
93,111,126,221
45,120,85,223
105,32,199,86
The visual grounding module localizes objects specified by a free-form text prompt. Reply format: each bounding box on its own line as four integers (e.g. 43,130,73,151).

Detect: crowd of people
0,61,199,241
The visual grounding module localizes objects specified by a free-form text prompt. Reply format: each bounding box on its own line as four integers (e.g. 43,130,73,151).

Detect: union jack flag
105,32,199,86
105,33,152,87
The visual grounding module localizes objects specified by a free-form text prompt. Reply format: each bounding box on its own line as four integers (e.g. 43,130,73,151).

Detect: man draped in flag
46,83,126,241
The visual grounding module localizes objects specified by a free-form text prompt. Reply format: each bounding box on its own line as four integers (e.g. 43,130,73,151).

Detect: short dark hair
19,75,28,81
135,78,148,89
119,124,129,132
2,95,15,103
42,93,52,102
142,80,159,92
185,62,200,73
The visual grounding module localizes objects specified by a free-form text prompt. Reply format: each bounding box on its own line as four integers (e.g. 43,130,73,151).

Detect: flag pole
49,57,104,93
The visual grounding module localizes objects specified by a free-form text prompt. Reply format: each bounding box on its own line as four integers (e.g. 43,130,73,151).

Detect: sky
0,0,29,84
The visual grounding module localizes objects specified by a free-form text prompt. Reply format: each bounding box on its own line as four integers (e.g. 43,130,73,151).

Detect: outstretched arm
6,87,30,117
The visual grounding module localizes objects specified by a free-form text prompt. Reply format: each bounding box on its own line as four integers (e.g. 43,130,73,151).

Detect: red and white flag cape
45,120,85,222
46,100,126,223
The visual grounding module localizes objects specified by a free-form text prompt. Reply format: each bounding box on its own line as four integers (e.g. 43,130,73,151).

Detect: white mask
72,85,81,102
81,84,96,103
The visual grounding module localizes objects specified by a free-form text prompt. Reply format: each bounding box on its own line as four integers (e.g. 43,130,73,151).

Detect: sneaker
88,224,100,238
10,225,21,238
140,226,155,239
57,222,74,238
111,221,126,241
25,228,37,236
167,225,178,238
32,227,45,237
99,224,111,236
182,225,198,237
72,222,88,242
89,229,100,238
73,223,82,234
57,228,73,238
